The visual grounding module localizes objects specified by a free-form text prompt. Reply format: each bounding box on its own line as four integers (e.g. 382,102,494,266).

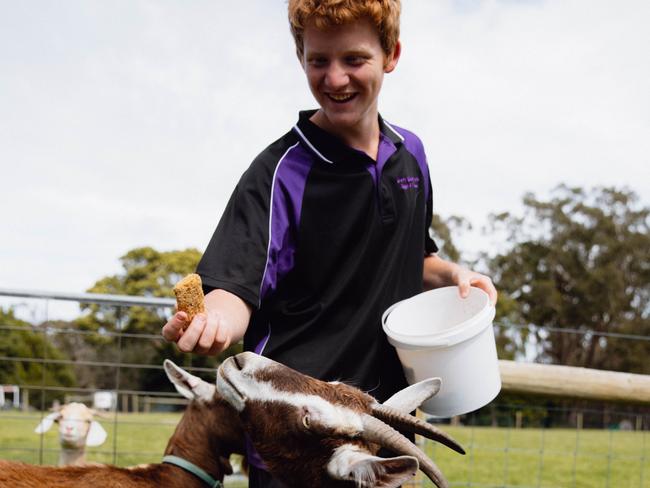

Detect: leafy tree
74,247,242,394
0,308,76,408
430,213,470,263
484,185,650,372
78,246,203,332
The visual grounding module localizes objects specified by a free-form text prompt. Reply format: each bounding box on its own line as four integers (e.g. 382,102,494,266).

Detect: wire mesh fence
0,288,648,487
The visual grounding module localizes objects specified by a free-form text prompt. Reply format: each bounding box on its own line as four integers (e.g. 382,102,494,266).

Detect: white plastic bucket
382,286,501,418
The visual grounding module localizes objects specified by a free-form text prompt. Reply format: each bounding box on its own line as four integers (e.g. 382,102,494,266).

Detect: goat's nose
234,352,249,369
235,351,257,369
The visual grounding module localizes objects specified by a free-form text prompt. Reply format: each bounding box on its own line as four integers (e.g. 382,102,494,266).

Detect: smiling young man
162,1,496,486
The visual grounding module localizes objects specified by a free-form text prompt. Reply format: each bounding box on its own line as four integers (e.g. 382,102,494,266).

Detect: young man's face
301,17,400,136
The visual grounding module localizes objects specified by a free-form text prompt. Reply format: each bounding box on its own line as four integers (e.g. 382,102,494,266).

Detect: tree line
1,185,648,402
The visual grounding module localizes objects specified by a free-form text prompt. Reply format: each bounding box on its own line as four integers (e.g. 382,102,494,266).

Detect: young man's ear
384,40,401,73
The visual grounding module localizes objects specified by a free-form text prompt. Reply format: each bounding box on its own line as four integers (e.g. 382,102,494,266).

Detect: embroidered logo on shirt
396,176,420,190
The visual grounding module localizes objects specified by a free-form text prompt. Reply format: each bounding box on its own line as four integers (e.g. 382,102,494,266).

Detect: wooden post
22,388,29,412
121,394,128,413
132,394,139,413
499,360,650,404
636,415,643,431
576,412,583,430
515,411,523,429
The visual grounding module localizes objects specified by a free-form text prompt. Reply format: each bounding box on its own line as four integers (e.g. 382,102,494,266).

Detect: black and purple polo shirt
198,110,437,402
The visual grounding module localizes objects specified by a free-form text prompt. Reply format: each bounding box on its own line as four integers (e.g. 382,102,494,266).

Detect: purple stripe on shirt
246,434,268,470
365,133,397,184
254,326,271,355
259,143,313,302
377,132,397,173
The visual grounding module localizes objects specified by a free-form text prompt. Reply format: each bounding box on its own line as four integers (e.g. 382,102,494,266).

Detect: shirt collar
292,110,403,165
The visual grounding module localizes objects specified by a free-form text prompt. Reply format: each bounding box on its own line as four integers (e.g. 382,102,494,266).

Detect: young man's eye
345,56,365,66
308,58,328,67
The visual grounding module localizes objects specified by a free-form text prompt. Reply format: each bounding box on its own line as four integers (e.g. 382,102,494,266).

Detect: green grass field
425,425,649,487
1,411,648,487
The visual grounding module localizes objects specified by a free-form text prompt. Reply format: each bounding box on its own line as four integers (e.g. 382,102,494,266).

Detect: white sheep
217,351,465,488
1,360,244,487
34,402,107,466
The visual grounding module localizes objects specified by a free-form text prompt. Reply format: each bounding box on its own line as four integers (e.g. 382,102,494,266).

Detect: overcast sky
1,0,649,314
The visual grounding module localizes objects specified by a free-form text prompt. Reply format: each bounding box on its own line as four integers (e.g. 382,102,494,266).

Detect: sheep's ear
382,378,442,413
89,408,110,419
164,359,215,401
328,445,418,488
85,421,107,447
34,412,61,434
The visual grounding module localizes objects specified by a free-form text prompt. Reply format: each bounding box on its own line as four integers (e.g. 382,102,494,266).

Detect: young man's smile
326,92,357,103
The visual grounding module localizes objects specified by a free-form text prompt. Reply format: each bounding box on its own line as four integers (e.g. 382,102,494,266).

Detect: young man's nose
323,62,349,89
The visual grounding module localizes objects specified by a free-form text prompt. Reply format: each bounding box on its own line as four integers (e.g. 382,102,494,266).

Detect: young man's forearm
422,254,459,290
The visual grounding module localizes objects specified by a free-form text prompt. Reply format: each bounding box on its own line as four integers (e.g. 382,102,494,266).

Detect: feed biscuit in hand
173,273,205,326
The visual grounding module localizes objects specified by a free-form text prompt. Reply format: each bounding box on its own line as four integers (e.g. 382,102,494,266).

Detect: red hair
288,0,401,59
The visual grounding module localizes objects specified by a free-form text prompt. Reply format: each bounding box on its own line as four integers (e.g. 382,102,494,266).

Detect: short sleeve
197,138,311,308
196,163,274,308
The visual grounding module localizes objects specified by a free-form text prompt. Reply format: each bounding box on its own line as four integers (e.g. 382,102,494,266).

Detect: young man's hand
161,289,252,355
423,254,498,305
449,266,497,305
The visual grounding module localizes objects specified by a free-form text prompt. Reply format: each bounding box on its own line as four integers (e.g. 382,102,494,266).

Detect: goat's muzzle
217,357,246,412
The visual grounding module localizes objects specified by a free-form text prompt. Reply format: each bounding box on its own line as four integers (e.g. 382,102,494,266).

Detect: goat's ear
85,421,107,447
34,412,61,434
382,378,442,413
164,359,215,401
328,445,418,488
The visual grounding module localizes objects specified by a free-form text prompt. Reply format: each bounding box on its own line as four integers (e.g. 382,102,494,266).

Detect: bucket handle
382,299,451,348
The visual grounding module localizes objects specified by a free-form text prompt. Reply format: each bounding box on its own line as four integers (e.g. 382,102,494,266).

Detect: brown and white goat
217,351,465,488
0,360,244,488
34,402,107,466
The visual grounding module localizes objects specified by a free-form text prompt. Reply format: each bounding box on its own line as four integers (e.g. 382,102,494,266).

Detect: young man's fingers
470,275,498,305
214,315,233,348
207,339,230,356
161,312,189,342
456,275,471,298
196,314,219,353
459,284,470,298
177,314,207,353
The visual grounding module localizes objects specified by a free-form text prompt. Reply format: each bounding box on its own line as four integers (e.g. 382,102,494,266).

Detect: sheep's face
217,352,422,487
34,402,107,450
57,403,94,448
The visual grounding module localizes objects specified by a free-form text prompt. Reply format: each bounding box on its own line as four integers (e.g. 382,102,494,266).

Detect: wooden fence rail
499,359,650,404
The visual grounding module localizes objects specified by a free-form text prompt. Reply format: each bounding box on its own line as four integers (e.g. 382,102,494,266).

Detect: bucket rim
382,287,496,349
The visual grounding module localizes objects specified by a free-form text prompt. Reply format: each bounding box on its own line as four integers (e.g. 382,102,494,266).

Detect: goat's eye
302,415,311,429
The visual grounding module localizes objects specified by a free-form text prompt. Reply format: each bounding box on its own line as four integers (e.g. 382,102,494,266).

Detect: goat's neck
163,397,243,483
59,448,86,466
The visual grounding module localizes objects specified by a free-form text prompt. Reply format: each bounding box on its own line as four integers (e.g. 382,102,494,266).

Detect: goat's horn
360,414,448,488
371,404,465,455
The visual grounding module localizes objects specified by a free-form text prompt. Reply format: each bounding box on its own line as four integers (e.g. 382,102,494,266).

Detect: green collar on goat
162,455,223,488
